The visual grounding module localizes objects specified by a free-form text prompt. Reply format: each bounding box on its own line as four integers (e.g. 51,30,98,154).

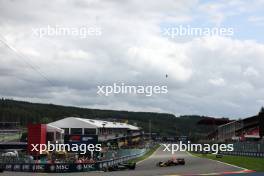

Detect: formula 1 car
103,162,136,172
156,158,185,167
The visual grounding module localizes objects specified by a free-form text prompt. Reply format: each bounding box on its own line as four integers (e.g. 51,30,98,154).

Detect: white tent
47,124,64,133
48,117,139,130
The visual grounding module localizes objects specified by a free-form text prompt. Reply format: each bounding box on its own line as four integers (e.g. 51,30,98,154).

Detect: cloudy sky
0,0,264,118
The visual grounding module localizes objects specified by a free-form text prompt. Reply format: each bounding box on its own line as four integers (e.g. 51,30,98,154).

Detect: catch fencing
219,141,264,157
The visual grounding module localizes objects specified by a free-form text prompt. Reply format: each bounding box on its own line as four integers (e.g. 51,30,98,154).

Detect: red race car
156,158,185,167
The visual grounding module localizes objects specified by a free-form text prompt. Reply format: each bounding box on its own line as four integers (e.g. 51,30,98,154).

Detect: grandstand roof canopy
48,117,139,130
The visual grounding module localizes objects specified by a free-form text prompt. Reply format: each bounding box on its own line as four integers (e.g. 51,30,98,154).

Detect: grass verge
128,144,160,163
190,152,264,172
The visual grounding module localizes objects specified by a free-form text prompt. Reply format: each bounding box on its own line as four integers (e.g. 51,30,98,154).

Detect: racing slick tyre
128,163,136,170
103,167,108,172
156,161,163,167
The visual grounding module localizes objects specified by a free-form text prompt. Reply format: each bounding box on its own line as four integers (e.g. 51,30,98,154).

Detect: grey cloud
0,0,263,118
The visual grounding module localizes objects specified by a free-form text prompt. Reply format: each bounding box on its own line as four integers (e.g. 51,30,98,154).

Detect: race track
88,145,244,176
2,145,248,176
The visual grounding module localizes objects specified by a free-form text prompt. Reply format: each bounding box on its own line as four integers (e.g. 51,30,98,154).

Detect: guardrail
97,150,146,170
219,151,264,158
192,142,264,158
0,150,147,172
220,142,264,157
193,150,264,158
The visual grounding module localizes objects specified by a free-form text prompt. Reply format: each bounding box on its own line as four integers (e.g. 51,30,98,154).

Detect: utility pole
149,119,151,141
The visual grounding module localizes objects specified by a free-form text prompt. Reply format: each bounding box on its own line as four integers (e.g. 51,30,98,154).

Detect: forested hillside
0,98,215,137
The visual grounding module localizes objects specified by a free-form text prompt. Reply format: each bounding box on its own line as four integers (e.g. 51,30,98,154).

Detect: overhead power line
0,34,54,87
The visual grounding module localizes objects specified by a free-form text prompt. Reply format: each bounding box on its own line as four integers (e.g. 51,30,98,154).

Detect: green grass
191,152,264,172
128,144,160,163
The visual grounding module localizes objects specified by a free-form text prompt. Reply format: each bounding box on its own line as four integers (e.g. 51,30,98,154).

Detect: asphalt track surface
2,145,251,176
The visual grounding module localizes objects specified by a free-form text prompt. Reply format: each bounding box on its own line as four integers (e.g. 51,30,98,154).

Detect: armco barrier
219,142,264,157
104,148,147,159
0,150,147,172
193,142,264,158
219,151,264,158
232,142,264,153
97,150,146,170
